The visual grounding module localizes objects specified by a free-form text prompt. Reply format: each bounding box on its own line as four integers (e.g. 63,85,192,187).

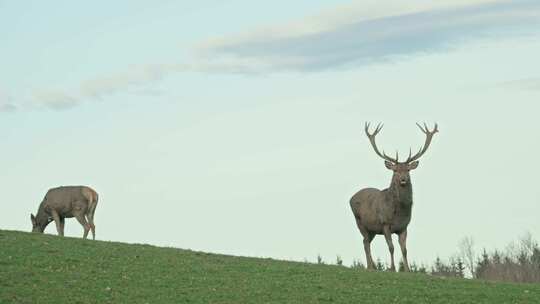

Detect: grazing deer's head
365,122,438,188
31,214,43,232
30,213,51,233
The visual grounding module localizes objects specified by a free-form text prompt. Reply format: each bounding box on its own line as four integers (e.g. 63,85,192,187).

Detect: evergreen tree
409,262,418,272
375,258,385,271
351,259,365,270
336,255,343,266
432,256,443,275
317,254,324,265
475,249,490,278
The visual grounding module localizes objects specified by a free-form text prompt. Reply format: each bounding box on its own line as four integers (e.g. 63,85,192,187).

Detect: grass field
1,230,538,303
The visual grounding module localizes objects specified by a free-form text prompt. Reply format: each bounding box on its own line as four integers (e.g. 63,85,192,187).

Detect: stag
30,186,99,240
350,122,438,271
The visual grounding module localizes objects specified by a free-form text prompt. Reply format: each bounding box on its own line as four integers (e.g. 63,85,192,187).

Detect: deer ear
30,214,36,224
384,161,395,170
409,161,419,170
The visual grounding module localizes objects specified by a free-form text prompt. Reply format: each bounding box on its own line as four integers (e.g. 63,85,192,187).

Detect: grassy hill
1,230,538,303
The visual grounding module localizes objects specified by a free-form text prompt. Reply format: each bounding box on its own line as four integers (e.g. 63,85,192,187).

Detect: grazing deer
30,186,99,240
350,123,438,271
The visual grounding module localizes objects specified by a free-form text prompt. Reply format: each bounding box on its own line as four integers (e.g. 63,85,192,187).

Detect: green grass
1,230,538,304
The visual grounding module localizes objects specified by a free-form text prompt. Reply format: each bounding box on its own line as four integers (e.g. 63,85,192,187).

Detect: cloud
32,90,79,110
197,0,540,72
6,0,540,113
0,89,17,113
198,0,496,50
499,78,540,90
0,103,17,113
24,64,188,111
80,64,187,100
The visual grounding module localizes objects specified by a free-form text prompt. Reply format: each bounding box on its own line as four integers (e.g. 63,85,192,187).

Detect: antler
406,122,438,163
365,122,399,163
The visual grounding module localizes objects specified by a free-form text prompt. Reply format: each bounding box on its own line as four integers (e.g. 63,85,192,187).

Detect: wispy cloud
499,78,540,91
6,0,540,113
0,103,17,113
80,64,187,100
23,64,188,111
0,89,17,113
32,90,79,110
198,0,540,72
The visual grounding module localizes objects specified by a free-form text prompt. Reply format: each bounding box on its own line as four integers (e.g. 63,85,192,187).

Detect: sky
1,0,540,266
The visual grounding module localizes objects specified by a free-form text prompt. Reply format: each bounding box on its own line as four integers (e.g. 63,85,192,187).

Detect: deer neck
35,201,51,231
387,180,413,208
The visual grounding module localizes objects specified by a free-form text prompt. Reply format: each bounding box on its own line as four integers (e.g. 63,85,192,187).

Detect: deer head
30,213,52,233
365,122,438,187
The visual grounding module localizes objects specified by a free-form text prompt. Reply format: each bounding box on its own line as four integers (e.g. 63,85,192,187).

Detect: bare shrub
458,236,476,278
475,233,540,283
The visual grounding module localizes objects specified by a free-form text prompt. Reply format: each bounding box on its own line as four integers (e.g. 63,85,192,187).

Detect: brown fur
31,186,99,240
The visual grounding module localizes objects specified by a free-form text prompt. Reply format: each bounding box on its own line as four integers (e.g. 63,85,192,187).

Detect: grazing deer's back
45,186,95,203
81,186,98,203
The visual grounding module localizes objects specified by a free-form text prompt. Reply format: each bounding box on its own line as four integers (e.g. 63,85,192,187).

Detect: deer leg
86,215,95,240
363,234,376,270
59,217,65,236
398,230,410,272
51,210,63,236
75,214,90,239
383,225,395,271
86,200,97,240
356,218,375,269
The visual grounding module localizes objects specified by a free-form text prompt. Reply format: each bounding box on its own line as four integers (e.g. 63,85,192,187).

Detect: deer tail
84,188,98,219
90,191,98,216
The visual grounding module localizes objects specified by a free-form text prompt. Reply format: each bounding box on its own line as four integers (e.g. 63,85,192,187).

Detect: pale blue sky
1,0,539,266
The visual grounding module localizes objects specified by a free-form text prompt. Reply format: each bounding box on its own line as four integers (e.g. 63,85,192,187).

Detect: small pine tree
351,259,365,270
336,255,343,266
409,262,418,272
475,249,490,278
398,261,405,272
375,258,385,271
432,256,443,275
